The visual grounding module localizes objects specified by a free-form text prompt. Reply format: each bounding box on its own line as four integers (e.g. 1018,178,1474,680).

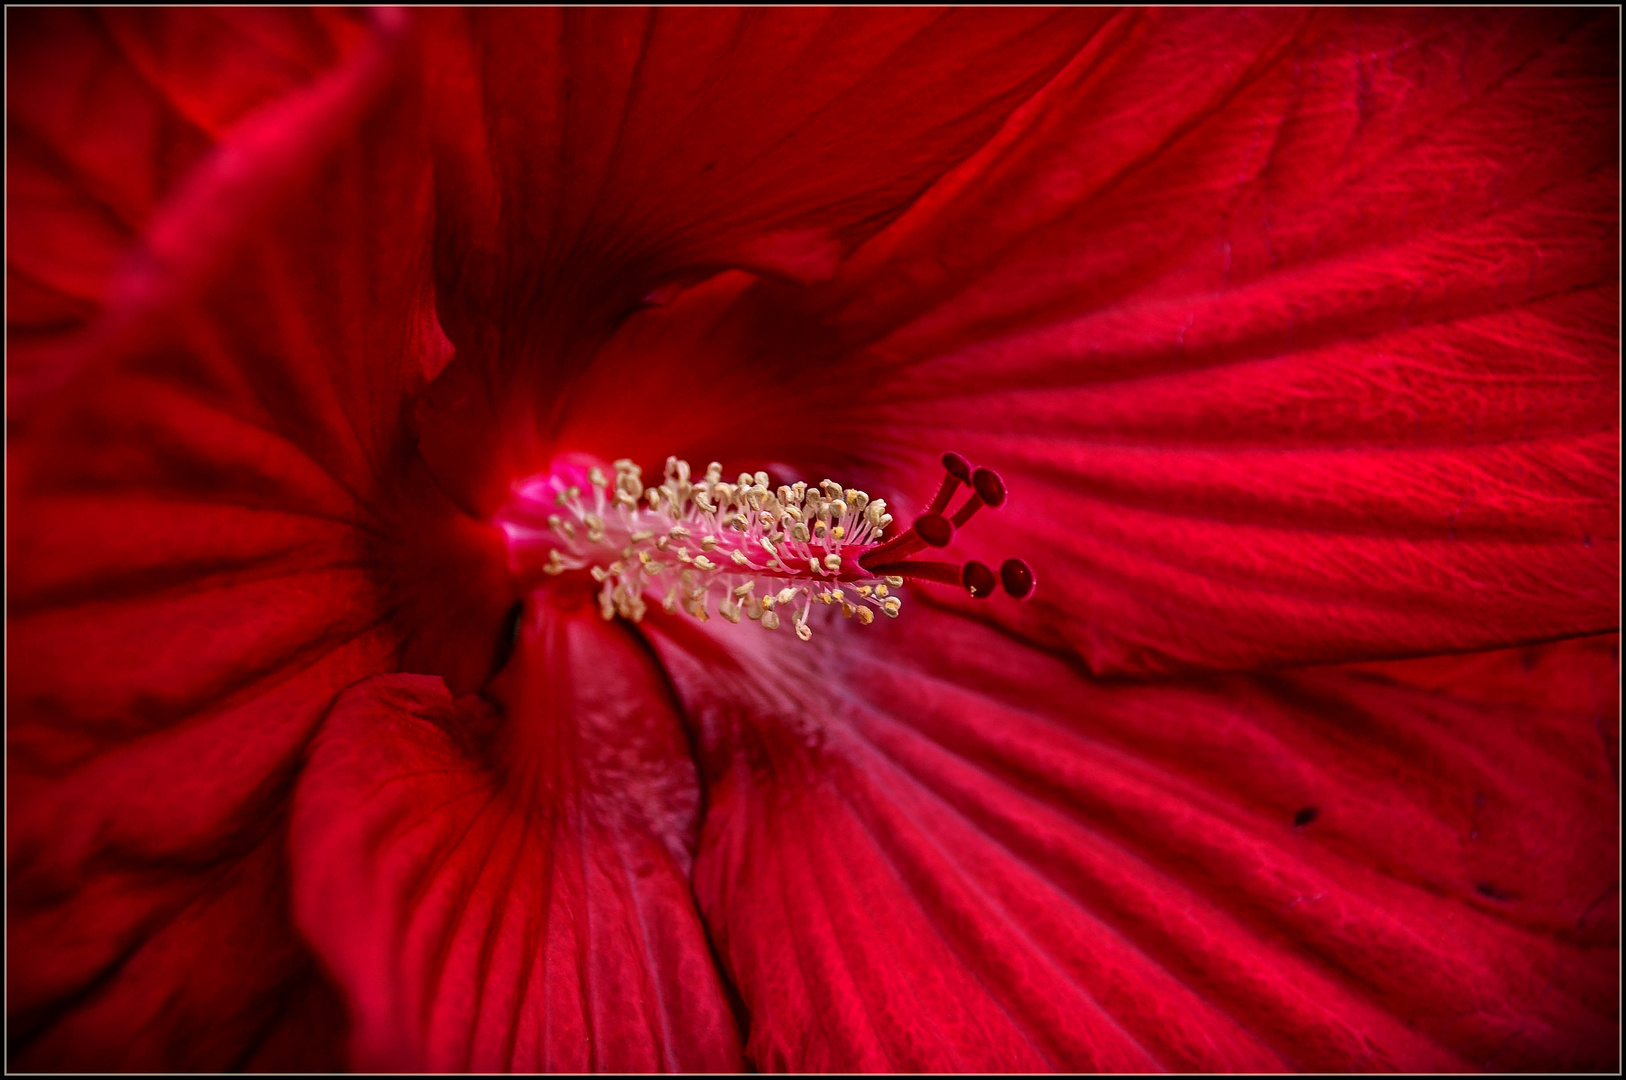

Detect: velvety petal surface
5,7,367,417
594,8,1619,674
7,17,508,1067
411,7,1115,515
291,597,742,1071
645,612,1618,1071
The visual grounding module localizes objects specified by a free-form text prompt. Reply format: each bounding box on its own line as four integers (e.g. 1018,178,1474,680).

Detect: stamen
497,456,908,641
498,453,1032,640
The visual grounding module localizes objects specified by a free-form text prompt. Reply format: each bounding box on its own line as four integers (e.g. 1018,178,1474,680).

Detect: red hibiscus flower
7,7,1618,1072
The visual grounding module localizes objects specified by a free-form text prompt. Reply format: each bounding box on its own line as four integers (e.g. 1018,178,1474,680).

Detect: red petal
412,8,1113,515
7,18,505,1066
8,814,345,1070
596,9,1618,673
848,9,1619,672
5,8,367,416
290,603,742,1071
644,614,1618,1071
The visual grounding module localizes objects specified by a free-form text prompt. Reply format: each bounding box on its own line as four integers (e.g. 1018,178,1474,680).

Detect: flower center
496,453,1033,641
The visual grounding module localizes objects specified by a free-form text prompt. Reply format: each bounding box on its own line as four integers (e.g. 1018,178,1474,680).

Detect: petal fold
291,603,742,1071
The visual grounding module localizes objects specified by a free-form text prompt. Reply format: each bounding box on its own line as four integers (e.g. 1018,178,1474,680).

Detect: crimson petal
841,9,1620,672
8,15,506,1067
598,9,1619,673
5,8,368,417
411,7,1115,515
645,614,1617,1071
291,603,742,1071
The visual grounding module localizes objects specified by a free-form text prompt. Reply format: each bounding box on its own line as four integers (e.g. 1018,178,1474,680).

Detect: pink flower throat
497,453,1034,640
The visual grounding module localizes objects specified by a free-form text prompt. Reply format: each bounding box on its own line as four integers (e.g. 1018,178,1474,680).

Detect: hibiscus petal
4,8,367,416
645,614,1617,1071
848,8,1620,672
600,9,1618,673
412,7,1115,515
7,16,507,1066
291,602,742,1071
8,819,345,1071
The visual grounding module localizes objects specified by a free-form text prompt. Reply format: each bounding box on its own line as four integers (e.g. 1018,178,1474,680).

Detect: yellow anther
514,456,915,640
